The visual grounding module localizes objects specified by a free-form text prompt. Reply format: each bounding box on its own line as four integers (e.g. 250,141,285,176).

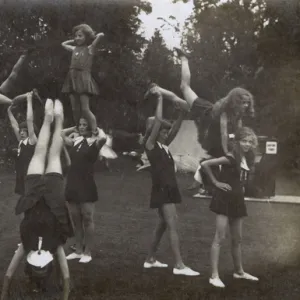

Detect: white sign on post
266,141,277,154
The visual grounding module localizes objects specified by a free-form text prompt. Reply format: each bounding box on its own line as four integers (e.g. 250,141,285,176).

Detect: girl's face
158,128,169,144
19,128,28,140
239,136,253,153
74,30,86,46
78,118,89,136
239,94,251,115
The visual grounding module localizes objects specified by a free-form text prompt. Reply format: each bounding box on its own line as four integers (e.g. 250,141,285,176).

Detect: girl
144,87,199,276
8,91,38,195
62,117,106,263
201,127,259,288
146,48,255,195
1,99,73,300
61,24,104,134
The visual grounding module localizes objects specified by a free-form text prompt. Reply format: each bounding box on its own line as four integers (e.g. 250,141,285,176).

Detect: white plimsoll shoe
66,253,83,260
209,277,225,288
173,267,200,276
233,272,259,281
79,255,92,263
143,260,168,269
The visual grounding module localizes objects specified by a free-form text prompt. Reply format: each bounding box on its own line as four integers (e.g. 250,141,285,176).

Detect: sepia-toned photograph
0,0,299,299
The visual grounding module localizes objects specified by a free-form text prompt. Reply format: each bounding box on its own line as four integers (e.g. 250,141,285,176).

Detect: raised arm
62,145,71,167
88,32,105,55
220,112,229,155
93,128,107,150
7,105,20,141
61,39,75,52
61,126,77,147
145,93,163,151
26,92,37,145
165,111,185,146
201,157,232,192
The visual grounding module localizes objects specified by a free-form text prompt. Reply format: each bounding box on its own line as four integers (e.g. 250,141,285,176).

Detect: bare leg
1,244,25,300
229,218,244,274
157,87,190,111
162,203,185,269
45,100,64,174
211,215,228,279
0,94,12,105
0,54,28,96
70,94,81,125
80,94,97,133
56,246,70,300
27,99,54,175
81,202,95,258
146,208,167,262
178,54,199,108
68,203,84,255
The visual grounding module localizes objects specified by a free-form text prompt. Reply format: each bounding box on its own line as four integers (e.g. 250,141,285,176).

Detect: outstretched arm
201,157,232,191
88,33,105,55
145,92,163,151
61,126,77,147
26,92,37,145
1,244,25,300
7,105,20,141
165,111,185,146
61,40,75,52
56,246,70,300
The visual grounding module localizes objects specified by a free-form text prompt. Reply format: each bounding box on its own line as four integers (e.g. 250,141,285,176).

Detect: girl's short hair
212,87,255,119
229,127,258,169
19,121,38,134
72,24,96,44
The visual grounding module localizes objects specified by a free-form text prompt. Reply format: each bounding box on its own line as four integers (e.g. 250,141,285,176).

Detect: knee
165,215,178,231
231,235,242,247
213,232,226,247
82,211,94,228
180,81,189,91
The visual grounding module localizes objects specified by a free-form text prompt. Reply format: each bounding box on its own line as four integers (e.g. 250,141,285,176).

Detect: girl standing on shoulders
201,127,259,288
143,86,199,277
61,24,104,134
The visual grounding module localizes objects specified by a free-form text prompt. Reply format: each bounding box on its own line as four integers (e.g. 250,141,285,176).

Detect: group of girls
0,24,108,300
143,48,259,288
0,22,260,300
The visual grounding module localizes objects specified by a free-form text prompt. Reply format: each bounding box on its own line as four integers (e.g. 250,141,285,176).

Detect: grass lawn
1,157,300,299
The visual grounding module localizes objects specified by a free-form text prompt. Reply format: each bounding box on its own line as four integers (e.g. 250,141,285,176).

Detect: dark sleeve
225,154,237,167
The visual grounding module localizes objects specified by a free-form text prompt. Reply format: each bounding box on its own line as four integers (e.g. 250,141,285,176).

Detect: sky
138,0,194,49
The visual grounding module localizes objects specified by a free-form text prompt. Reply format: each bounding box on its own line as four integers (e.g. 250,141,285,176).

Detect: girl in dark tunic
143,87,199,276
201,127,259,288
61,24,104,134
62,117,106,264
1,99,73,300
7,91,37,195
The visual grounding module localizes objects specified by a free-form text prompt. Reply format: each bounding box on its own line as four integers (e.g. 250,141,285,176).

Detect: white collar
240,156,250,171
157,141,169,151
19,137,29,146
74,136,96,147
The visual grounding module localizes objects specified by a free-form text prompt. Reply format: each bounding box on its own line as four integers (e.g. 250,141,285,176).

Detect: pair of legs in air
67,202,95,263
144,203,199,276
0,53,30,105
70,93,98,134
0,99,70,300
210,215,258,288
